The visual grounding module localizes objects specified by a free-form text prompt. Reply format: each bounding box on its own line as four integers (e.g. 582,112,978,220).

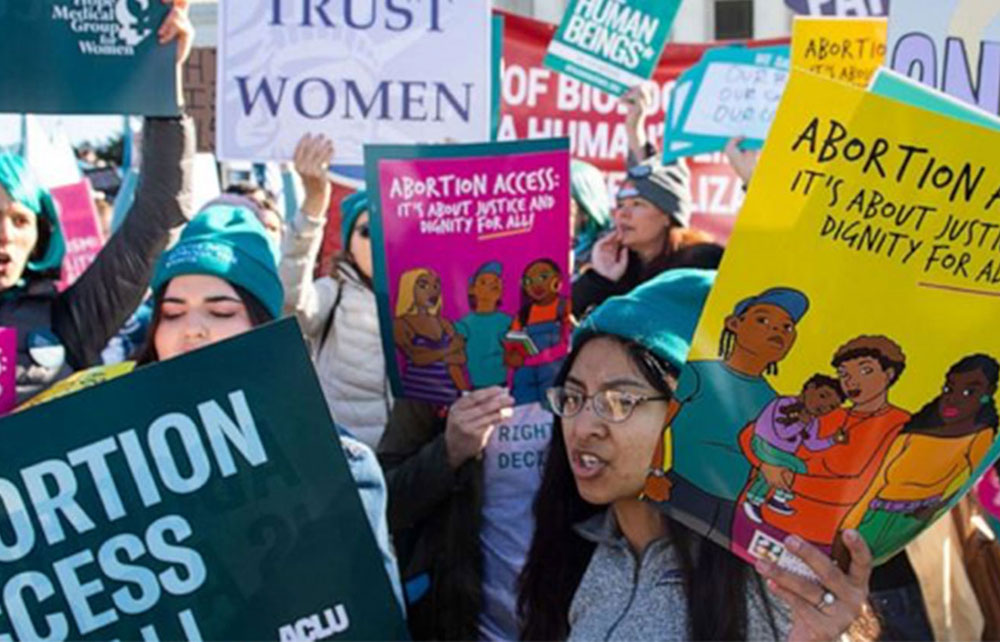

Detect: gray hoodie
568,510,791,642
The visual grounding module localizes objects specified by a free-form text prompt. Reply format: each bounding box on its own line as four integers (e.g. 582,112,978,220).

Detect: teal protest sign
870,68,1000,132
0,1,178,115
662,45,790,162
0,319,406,641
544,0,682,97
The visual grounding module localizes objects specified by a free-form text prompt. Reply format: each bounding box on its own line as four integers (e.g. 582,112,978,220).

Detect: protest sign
50,180,104,290
17,362,135,412
217,0,492,164
544,0,682,97
977,469,1000,523
183,48,217,153
662,46,791,162
887,0,1000,117
366,139,571,407
0,1,177,115
785,0,889,16
871,68,1000,132
644,70,1000,571
791,17,887,88
0,319,407,640
0,328,16,416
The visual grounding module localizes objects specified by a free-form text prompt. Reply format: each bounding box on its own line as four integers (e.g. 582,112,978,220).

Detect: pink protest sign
976,468,1000,522
0,328,16,415
367,139,571,407
50,180,104,290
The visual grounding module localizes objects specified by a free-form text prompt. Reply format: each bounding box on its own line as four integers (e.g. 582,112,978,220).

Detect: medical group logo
51,0,155,56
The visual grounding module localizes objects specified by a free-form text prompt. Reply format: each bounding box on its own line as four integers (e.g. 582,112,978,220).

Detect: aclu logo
278,604,350,642
51,0,155,56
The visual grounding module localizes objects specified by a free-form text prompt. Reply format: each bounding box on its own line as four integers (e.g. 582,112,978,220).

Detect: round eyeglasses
545,386,670,424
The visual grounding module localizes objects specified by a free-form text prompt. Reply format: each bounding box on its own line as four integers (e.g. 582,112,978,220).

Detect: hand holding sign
157,0,193,66
591,231,629,283
724,137,760,186
446,387,516,469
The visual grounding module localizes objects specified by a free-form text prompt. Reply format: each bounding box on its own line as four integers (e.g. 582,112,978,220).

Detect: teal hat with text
152,205,284,319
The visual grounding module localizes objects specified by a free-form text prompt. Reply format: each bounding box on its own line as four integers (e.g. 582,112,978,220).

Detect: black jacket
11,117,193,403
378,400,484,641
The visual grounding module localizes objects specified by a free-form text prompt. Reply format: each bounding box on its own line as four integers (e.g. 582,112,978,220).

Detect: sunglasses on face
523,272,555,287
545,386,670,424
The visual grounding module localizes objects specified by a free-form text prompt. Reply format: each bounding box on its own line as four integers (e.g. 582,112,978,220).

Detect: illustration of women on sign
503,258,571,405
837,354,999,560
393,268,470,404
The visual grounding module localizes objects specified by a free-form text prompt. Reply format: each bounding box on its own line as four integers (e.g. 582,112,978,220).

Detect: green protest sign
0,319,406,641
544,0,682,96
0,0,178,115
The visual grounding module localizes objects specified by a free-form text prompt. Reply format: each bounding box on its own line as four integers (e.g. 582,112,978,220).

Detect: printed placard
217,0,492,164
785,0,889,16
366,139,571,407
791,17,887,88
51,180,104,290
645,71,1000,570
0,1,177,115
0,319,407,640
543,0,682,97
886,0,1000,117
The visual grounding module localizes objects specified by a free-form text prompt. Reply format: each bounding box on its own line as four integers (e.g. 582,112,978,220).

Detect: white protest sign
217,0,492,164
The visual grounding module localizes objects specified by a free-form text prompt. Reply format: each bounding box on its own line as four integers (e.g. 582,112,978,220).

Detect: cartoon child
456,261,513,389
393,267,470,404
644,287,808,541
837,354,999,560
504,259,571,406
743,374,846,524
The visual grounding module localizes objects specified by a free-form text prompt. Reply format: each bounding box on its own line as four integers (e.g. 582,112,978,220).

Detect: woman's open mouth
847,388,861,399
570,450,607,480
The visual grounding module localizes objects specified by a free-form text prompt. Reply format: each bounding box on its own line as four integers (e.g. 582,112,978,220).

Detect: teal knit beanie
152,205,284,319
0,154,66,276
574,269,716,371
340,189,368,247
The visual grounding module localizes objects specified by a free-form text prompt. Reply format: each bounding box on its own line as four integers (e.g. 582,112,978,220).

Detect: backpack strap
318,278,345,354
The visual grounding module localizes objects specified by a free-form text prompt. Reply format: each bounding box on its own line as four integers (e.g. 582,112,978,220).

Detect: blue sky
0,114,124,148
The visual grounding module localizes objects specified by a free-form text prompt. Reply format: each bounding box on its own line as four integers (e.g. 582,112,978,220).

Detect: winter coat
12,117,193,404
568,510,790,641
377,400,483,641
280,211,392,449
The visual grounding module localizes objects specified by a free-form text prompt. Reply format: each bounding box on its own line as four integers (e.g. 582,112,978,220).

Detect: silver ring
815,590,837,612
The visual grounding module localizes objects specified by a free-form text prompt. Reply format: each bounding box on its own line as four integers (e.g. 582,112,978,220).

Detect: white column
671,0,711,43
754,1,794,39
532,0,568,24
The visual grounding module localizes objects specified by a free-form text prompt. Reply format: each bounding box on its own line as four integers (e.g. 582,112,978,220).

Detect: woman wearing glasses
519,269,874,641
280,135,392,449
572,85,724,319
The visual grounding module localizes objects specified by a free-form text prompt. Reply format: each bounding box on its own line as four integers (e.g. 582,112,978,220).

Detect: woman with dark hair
0,2,194,405
135,204,404,610
571,86,723,319
280,135,394,448
840,354,1000,558
520,270,873,641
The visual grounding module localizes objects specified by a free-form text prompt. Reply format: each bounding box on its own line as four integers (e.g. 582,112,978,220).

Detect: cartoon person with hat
456,261,513,389
645,286,809,542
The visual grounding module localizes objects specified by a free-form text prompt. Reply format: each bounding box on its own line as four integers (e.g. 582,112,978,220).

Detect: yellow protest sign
17,362,135,411
791,17,887,87
644,70,1000,571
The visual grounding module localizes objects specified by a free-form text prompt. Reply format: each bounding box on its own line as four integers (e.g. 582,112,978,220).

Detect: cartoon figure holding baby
735,335,912,556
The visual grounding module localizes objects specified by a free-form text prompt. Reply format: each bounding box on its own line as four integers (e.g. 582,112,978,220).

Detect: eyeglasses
545,386,670,424
355,223,371,239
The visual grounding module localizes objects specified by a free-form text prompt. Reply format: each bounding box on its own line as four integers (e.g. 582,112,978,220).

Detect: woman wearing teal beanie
0,3,194,405
280,135,391,449
519,269,874,641
136,204,405,612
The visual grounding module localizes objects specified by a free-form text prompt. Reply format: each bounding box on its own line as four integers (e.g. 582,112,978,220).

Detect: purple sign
366,139,571,407
785,0,889,16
